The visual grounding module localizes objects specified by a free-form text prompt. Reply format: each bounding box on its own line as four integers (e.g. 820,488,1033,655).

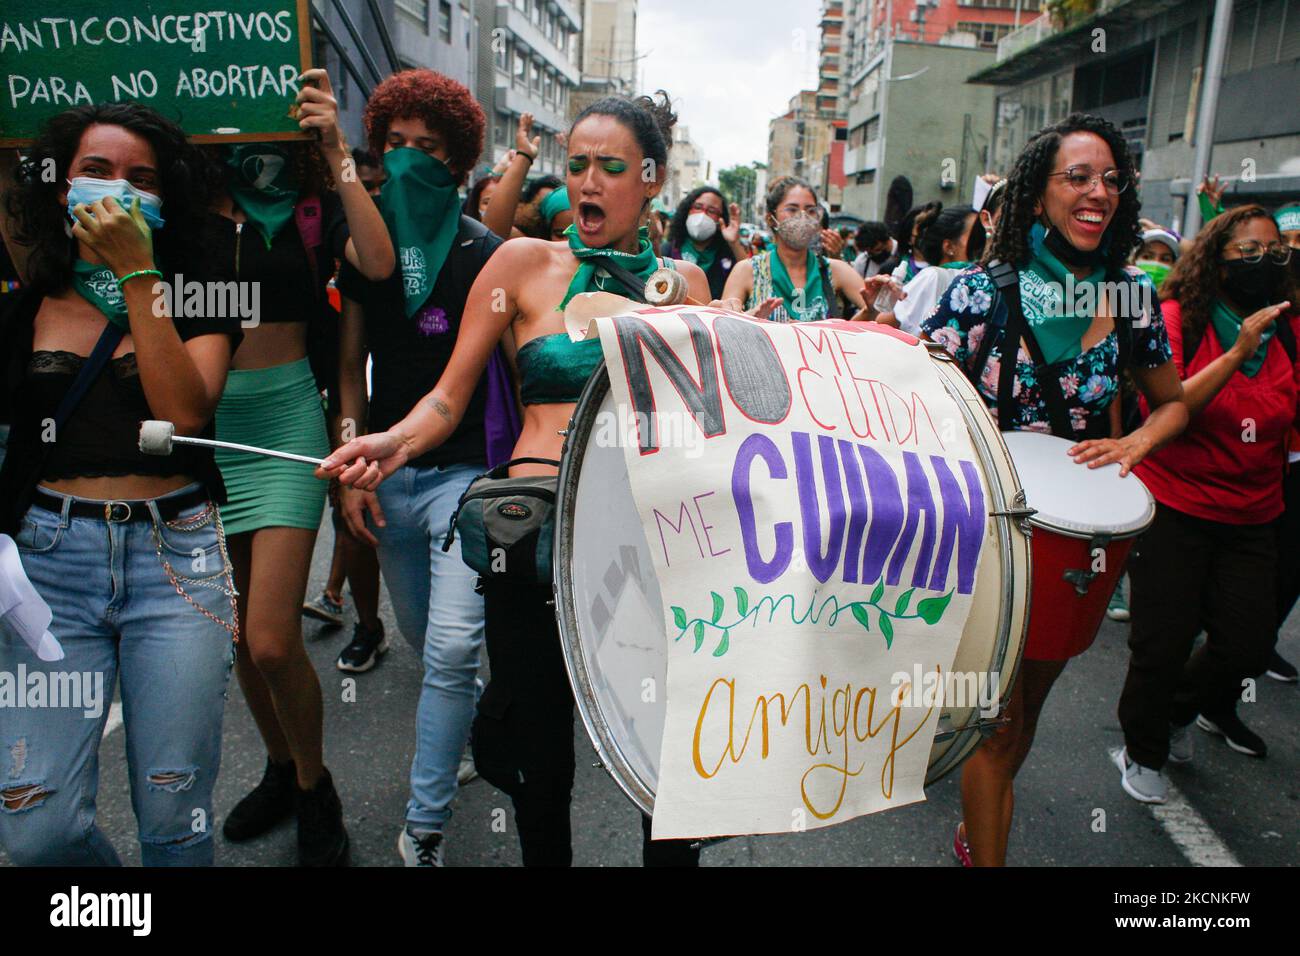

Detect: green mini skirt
214,358,329,536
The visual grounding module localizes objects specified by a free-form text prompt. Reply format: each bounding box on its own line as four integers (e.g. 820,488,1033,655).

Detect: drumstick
138,420,324,466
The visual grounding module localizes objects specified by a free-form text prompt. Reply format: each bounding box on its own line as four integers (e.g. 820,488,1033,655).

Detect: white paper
972,176,993,212
592,307,988,839
0,535,64,661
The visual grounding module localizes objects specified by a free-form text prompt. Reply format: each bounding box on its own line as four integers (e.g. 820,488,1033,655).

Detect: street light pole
1184,0,1234,237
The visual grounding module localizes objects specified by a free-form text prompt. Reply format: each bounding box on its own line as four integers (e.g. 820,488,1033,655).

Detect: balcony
552,0,582,30
497,2,580,86
994,12,1054,62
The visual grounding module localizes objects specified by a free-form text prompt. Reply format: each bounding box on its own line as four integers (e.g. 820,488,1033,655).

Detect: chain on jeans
151,502,241,643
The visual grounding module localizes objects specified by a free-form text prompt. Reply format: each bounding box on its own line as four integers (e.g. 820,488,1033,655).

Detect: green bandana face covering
224,144,300,249
558,223,661,310
1211,298,1273,376
71,259,130,330
1019,222,1107,364
1135,259,1172,288
769,249,827,322
379,148,462,318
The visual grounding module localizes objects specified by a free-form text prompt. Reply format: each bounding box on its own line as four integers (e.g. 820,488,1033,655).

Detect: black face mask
1041,220,1107,268
869,248,891,264
1222,257,1288,311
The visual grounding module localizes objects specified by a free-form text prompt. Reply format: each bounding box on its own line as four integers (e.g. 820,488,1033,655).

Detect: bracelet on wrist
518,151,536,166
116,268,163,289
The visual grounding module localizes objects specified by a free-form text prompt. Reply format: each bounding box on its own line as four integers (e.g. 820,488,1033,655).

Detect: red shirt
1137,299,1300,524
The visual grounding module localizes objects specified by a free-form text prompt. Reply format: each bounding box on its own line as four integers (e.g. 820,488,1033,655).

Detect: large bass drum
554,338,1032,818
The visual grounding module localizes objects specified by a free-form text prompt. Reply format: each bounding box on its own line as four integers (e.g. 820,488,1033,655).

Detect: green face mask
71,259,129,330
224,143,301,248
378,148,462,318
1134,259,1172,288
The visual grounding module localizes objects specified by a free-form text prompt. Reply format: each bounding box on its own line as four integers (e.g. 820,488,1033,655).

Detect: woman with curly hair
322,90,716,866
329,68,507,866
1116,206,1296,798
921,112,1189,866
199,68,394,867
660,185,748,298
0,104,241,865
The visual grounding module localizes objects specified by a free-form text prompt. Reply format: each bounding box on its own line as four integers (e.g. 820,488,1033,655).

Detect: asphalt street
4,518,1298,867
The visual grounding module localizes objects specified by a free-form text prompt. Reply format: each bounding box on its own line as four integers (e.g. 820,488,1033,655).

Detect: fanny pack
442,458,560,584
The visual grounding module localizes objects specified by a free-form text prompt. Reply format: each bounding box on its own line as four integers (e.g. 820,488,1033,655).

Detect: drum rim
554,343,1033,808
554,361,657,818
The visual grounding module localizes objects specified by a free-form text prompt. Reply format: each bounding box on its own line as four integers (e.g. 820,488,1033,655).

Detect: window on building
496,37,509,73
544,69,554,105
495,113,508,147
513,49,526,84
532,0,542,27
1072,45,1152,110
956,21,1015,49
865,117,880,143
438,1,451,42
531,59,542,94
396,0,429,32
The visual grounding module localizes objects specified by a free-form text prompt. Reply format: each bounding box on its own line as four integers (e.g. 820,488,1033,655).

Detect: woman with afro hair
921,113,1189,866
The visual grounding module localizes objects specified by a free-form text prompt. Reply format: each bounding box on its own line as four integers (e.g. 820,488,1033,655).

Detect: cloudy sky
636,0,823,176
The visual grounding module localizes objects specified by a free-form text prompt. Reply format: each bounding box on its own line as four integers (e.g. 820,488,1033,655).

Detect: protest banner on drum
587,307,990,839
0,0,311,145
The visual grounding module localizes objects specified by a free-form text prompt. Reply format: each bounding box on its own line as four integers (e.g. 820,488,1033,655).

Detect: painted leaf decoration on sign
880,612,894,648
734,586,749,617
711,591,724,623
713,629,730,657
693,620,705,651
870,579,885,604
672,606,687,630
916,591,954,625
894,588,914,616
851,603,871,631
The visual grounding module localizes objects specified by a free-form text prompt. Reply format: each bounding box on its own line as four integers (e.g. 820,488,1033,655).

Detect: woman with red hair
332,69,505,866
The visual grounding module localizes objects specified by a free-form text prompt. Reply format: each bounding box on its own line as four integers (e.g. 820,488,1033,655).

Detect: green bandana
1211,299,1273,376
558,224,661,310
379,148,462,318
1198,190,1225,226
538,186,570,227
769,249,826,322
224,144,300,249
72,259,129,330
1019,231,1106,365
681,240,717,274
1275,204,1300,234
940,260,972,270
1135,259,1172,288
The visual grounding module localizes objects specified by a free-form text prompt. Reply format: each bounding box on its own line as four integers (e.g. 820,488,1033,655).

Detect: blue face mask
65,177,165,231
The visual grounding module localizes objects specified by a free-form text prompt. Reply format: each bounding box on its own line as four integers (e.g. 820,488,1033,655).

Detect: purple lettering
732,433,793,584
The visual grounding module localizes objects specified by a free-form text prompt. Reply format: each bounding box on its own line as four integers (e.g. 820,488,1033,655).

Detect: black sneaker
336,621,389,673
223,757,296,842
296,767,350,867
1196,710,1267,758
1265,650,1298,683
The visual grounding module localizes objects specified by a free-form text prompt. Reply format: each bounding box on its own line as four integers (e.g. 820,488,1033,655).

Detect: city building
768,91,836,194
582,0,637,92
969,0,1300,231
473,0,583,177
840,36,997,219
314,0,480,148
663,125,708,209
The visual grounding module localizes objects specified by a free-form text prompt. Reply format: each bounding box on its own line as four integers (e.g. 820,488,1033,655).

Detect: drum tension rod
988,490,1036,535
1063,533,1113,596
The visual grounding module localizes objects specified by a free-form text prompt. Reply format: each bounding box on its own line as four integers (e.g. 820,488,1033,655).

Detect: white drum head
1002,431,1155,538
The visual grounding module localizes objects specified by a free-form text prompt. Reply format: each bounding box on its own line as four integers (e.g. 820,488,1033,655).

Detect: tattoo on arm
427,397,453,420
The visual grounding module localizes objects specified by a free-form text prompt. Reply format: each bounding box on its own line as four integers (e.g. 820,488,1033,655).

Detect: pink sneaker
953,822,973,867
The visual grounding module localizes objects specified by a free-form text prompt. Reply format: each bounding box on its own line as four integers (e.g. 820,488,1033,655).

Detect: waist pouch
442,457,559,584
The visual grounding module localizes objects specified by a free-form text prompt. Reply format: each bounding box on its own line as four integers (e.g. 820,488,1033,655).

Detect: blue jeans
373,463,485,830
0,485,237,866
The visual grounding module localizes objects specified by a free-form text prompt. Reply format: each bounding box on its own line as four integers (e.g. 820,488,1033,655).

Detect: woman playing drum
319,91,714,866
919,113,1189,866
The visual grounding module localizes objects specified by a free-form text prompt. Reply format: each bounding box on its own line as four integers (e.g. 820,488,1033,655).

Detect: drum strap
985,259,1074,439
590,256,653,304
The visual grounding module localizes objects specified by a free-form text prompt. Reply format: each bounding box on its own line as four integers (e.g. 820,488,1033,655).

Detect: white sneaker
1111,746,1169,804
1168,721,1194,765
457,750,478,785
398,826,446,867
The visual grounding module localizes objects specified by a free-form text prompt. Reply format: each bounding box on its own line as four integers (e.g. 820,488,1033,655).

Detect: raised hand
296,68,345,154
516,112,541,161
70,195,154,277
721,203,742,244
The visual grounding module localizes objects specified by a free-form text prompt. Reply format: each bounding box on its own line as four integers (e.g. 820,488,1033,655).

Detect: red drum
1003,432,1155,661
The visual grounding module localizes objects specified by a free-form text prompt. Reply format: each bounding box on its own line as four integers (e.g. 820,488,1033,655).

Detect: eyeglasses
1227,240,1293,265
689,202,724,221
1047,165,1130,195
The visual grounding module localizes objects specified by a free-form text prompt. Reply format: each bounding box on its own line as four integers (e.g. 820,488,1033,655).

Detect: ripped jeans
0,484,237,866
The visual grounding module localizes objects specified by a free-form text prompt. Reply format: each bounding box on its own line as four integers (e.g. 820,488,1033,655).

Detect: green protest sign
0,0,312,145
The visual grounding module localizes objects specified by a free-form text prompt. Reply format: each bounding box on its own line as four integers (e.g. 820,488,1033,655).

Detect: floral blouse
920,265,1172,435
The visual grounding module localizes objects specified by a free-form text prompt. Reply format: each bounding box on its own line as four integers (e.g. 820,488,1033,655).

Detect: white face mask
686,212,718,242
65,177,166,230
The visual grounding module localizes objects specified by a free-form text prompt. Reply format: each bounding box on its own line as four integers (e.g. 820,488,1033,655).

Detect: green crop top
516,333,604,405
